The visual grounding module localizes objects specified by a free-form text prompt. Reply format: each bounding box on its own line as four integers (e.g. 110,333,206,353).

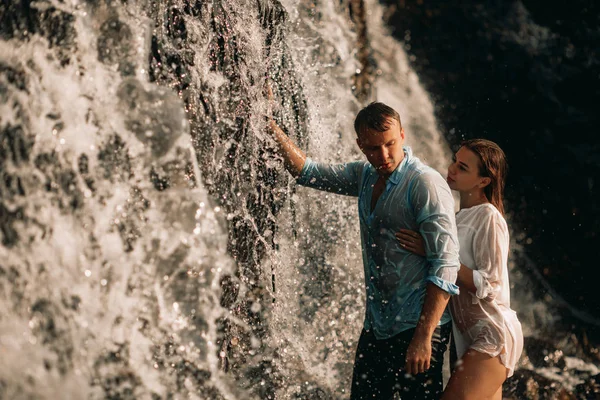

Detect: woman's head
446,139,508,214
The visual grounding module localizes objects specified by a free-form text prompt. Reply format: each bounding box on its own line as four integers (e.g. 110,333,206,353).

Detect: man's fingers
414,360,421,375
405,358,423,375
411,361,419,375
406,357,431,375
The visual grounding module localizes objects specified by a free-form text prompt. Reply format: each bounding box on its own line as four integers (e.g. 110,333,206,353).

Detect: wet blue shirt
297,147,460,339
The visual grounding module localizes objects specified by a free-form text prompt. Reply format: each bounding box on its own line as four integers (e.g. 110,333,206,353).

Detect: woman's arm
457,264,477,294
396,229,478,295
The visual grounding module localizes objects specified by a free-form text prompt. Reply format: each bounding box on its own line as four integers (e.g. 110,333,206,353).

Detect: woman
396,139,523,400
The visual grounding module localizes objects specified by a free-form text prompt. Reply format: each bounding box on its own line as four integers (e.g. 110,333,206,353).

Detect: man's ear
479,177,492,188
400,127,405,140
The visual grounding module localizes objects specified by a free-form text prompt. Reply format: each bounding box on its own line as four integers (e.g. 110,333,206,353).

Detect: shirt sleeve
296,158,365,197
471,209,509,300
409,172,460,295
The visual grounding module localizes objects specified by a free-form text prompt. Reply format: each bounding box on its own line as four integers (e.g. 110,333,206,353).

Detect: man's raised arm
267,119,306,177
265,83,362,196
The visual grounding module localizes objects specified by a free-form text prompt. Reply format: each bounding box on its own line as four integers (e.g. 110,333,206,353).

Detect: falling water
1,0,598,399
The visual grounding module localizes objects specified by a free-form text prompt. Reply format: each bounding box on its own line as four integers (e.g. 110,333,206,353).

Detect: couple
267,101,523,399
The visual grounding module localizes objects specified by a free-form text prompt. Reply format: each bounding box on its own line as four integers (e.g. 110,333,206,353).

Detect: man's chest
370,178,386,213
359,180,416,231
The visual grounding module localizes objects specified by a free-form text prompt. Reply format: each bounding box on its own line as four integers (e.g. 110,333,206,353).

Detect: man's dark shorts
350,322,451,400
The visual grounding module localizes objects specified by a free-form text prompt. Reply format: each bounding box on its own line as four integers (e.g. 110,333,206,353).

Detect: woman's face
446,147,487,192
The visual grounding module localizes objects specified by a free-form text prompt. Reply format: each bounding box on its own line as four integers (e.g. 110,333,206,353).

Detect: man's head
354,102,405,177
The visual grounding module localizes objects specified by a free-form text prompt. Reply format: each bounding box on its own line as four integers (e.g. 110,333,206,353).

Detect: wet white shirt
450,203,523,376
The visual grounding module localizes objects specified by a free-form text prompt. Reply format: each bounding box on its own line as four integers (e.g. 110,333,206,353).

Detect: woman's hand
395,229,426,257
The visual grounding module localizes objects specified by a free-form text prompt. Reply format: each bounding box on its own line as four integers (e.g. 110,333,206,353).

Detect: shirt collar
387,146,412,185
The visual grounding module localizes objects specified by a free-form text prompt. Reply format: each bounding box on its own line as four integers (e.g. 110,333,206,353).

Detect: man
267,101,460,399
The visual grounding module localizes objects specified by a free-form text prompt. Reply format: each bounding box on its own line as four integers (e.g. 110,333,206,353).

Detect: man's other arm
404,172,460,375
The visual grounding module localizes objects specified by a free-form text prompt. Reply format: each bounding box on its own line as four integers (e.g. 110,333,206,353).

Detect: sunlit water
0,0,598,399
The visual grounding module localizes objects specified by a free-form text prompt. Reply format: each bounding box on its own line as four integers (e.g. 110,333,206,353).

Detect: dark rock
0,204,23,247
165,6,187,43
293,386,331,400
504,369,575,399
117,78,187,158
29,298,74,375
0,0,77,64
78,154,89,175
0,62,29,93
380,0,600,317
149,151,195,192
0,124,34,166
113,186,149,252
97,134,132,182
575,373,600,399
92,343,144,399
97,16,136,75
31,150,84,210
524,336,567,370
149,167,170,191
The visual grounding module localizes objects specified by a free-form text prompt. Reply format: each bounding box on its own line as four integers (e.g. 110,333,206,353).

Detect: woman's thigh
441,349,508,400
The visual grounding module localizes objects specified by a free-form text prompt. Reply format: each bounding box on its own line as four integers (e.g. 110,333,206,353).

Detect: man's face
357,118,405,177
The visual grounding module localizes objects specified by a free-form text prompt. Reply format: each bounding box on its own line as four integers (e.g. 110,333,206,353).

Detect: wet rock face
117,78,187,158
505,334,600,399
147,0,306,290
575,373,600,399
144,0,315,395
1,0,357,397
504,369,575,400
97,16,136,75
524,337,567,370
380,0,600,317
0,0,77,64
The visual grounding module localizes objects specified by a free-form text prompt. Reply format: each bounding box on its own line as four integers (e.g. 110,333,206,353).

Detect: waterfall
3,0,597,399
0,0,453,398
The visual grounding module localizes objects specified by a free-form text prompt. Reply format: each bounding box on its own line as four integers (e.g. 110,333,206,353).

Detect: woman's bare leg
441,349,507,400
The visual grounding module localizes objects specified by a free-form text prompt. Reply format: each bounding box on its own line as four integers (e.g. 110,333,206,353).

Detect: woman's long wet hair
461,139,508,215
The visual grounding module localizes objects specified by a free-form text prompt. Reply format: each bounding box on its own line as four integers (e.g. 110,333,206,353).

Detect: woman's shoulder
458,203,507,228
